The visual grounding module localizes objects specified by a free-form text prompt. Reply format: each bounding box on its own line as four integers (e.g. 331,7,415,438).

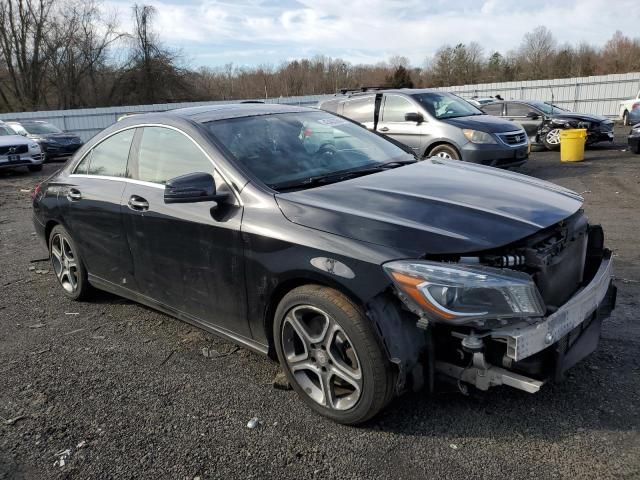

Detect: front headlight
383,260,545,324
29,143,39,150
462,129,497,144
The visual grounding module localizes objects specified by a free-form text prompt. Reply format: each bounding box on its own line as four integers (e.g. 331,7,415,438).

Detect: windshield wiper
271,159,416,192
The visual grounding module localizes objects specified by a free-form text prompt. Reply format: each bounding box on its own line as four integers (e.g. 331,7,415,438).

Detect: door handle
379,127,389,132
67,188,82,201
128,195,149,211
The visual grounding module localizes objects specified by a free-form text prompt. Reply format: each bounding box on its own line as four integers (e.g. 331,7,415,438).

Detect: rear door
64,128,136,287
505,102,543,138
121,126,249,336
376,94,427,153
342,95,375,128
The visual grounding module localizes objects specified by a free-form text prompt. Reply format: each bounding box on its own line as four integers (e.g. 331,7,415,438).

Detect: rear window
343,96,374,123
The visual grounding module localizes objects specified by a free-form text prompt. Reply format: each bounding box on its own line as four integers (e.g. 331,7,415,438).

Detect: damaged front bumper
435,252,616,394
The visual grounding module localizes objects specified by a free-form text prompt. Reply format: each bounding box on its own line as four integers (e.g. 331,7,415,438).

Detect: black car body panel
31,104,615,414
276,159,583,255
629,123,640,153
481,101,615,147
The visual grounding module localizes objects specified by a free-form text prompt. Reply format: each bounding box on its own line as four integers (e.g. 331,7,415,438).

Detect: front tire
49,225,91,300
543,128,562,150
428,144,460,160
274,285,394,425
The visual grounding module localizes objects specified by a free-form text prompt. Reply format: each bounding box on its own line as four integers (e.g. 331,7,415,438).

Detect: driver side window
136,127,213,184
382,95,415,122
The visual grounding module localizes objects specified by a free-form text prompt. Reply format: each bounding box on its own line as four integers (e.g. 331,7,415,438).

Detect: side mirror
404,112,424,124
164,172,223,204
526,112,540,120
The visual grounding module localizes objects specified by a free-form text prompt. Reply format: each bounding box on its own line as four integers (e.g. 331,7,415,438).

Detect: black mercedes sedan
32,104,616,424
481,100,615,150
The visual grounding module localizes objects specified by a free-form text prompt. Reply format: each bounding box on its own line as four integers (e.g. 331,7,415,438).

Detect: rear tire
49,225,91,301
28,164,43,172
623,110,630,126
427,144,460,160
274,285,394,425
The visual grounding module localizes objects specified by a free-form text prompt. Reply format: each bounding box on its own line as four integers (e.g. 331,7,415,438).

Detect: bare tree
0,0,55,109
518,26,556,79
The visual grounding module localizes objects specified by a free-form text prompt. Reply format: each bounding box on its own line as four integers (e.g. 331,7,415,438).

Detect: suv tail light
632,102,640,110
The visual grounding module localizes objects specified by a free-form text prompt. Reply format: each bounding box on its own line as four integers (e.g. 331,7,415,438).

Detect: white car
619,89,640,125
467,96,498,107
0,121,44,172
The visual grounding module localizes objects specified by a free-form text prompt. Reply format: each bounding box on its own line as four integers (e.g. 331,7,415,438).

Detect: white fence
0,72,639,141
440,72,640,117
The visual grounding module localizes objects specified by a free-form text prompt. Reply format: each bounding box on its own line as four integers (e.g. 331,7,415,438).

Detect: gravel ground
1,127,639,479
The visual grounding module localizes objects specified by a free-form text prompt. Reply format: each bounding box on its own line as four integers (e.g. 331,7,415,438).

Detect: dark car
32,104,616,424
629,123,640,153
319,88,529,168
481,100,615,150
6,120,83,160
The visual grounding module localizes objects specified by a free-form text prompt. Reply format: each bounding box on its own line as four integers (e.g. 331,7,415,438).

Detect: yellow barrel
560,129,587,162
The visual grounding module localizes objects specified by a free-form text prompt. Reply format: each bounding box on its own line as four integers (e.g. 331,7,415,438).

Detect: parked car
0,120,44,172
32,104,616,424
319,88,529,168
467,96,497,107
627,102,640,126
481,100,615,150
629,123,640,153
618,90,640,125
6,120,83,160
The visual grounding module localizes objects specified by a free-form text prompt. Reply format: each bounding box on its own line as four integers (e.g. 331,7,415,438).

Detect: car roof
327,88,448,100
170,103,313,123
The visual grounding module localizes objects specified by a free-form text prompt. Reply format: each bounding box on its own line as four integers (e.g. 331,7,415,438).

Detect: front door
120,126,249,337
376,94,426,154
505,102,543,139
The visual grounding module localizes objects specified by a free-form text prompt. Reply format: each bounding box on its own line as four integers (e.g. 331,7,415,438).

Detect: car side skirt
88,274,270,356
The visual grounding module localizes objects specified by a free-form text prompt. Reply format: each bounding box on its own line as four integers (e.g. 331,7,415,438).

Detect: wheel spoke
51,245,63,263
319,370,335,409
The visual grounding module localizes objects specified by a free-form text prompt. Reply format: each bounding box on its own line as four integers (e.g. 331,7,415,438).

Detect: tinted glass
527,101,568,115
206,111,412,189
137,127,212,184
382,95,415,122
507,103,534,116
87,129,134,177
343,96,374,123
411,92,483,119
0,126,14,136
21,122,63,134
482,103,503,116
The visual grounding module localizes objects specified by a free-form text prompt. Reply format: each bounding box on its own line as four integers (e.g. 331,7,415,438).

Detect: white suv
0,121,44,173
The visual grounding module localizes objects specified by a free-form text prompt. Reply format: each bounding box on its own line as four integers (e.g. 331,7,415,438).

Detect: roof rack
338,86,389,95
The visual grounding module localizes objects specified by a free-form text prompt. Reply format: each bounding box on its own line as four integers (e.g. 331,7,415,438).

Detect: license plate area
8,154,20,163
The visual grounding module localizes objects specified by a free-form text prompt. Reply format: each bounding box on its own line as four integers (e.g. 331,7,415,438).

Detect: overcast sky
105,0,640,67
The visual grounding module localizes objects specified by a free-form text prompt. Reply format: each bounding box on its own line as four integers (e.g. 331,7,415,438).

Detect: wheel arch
262,274,366,360
44,220,60,243
424,141,461,159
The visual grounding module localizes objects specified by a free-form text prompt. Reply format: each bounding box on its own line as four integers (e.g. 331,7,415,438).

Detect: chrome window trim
70,123,243,205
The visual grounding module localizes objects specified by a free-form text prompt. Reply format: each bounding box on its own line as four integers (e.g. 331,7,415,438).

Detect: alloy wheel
281,305,362,411
51,233,78,293
434,151,453,159
546,128,561,145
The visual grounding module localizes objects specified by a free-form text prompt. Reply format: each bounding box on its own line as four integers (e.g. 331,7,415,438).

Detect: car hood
30,132,81,141
550,113,609,123
275,160,583,255
0,135,31,146
441,115,521,133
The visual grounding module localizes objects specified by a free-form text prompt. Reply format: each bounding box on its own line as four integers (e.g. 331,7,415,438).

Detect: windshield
206,111,413,190
21,122,63,134
0,126,15,136
412,92,483,119
529,101,569,115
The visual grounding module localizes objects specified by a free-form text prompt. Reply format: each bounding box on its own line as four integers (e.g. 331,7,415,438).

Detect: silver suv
0,121,44,172
319,88,529,168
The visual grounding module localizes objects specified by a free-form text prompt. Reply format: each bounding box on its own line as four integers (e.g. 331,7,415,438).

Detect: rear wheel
274,285,394,425
543,128,562,150
428,144,460,160
49,225,91,300
28,164,43,172
623,110,630,126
